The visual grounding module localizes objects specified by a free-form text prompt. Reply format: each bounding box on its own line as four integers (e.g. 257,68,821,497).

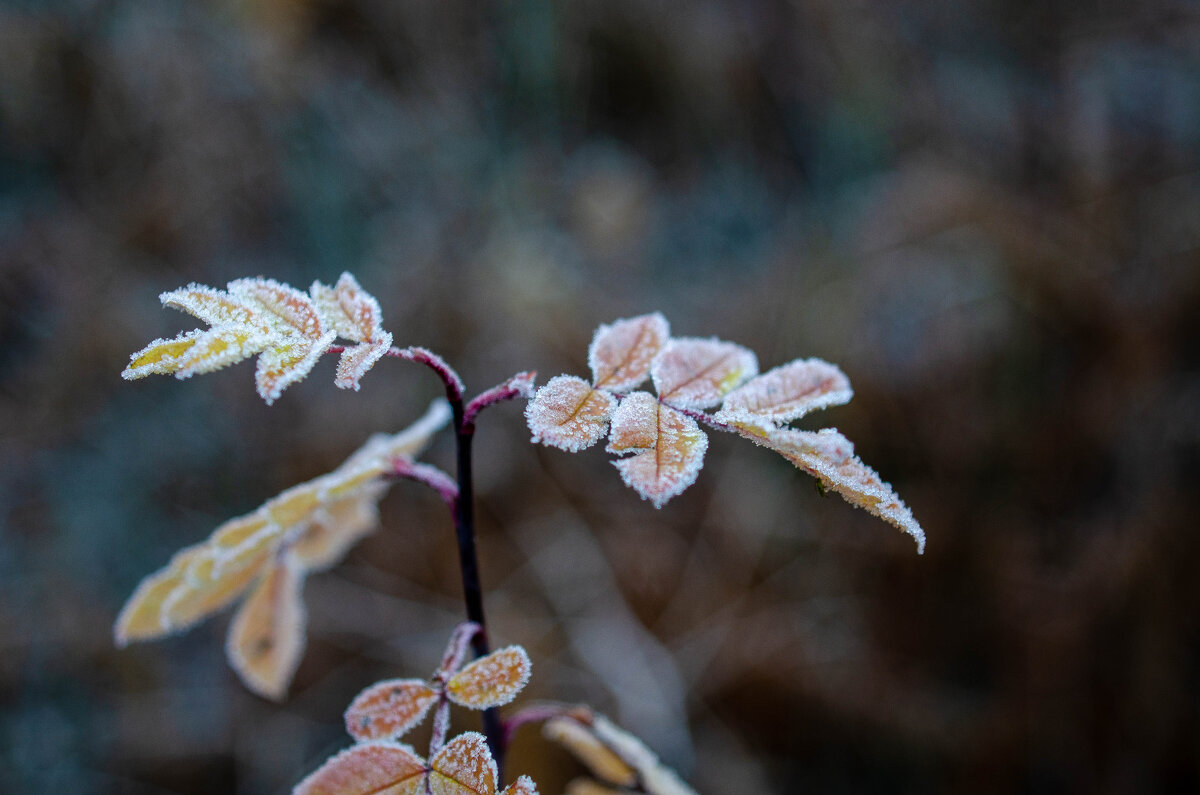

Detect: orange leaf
429,732,498,795
344,679,440,743
290,487,385,571
547,713,697,795
226,556,307,700
525,375,617,452
254,331,338,405
293,741,427,795
605,391,660,454
500,776,539,795
716,357,851,423
610,402,708,508
757,427,926,552
588,313,669,392
445,646,532,710
228,277,326,340
310,272,386,343
651,338,758,409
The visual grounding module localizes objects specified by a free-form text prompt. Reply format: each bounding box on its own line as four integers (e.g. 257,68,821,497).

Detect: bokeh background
3,0,1200,792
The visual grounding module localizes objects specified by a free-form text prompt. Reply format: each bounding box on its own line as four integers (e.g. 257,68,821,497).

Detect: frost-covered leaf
226,555,307,700
610,403,708,508
525,375,617,452
123,328,271,381
254,330,338,405
114,546,205,645
543,716,637,789
716,357,851,423
606,392,660,454
429,732,498,795
651,338,758,409
500,775,538,795
756,427,926,553
290,487,386,571
228,277,326,341
588,313,669,392
344,679,439,743
293,741,426,795
335,334,395,391
445,646,532,710
310,272,386,344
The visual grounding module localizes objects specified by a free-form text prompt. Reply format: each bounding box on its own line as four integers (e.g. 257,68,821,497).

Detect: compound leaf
716,357,852,423
429,732,498,795
588,313,669,392
445,646,532,710
611,403,708,508
651,338,757,410
226,555,307,700
344,679,439,743
293,741,426,795
525,375,617,452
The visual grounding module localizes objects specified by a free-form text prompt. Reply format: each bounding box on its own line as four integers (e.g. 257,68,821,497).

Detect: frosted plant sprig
122,272,393,403
295,622,538,795
526,313,926,552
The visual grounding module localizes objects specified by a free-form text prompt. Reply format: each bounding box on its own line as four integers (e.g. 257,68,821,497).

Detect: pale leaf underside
588,312,669,392
445,646,532,710
609,396,708,508
293,741,426,795
226,556,307,700
525,375,617,452
650,337,758,410
344,678,439,742
716,357,852,422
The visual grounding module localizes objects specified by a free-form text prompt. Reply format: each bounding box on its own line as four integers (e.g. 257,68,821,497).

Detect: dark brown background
2,1,1199,792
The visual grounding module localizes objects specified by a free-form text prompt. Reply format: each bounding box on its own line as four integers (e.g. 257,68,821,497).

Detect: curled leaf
344,679,439,743
226,556,307,700
446,646,532,710
525,375,617,452
611,402,708,508
293,741,426,795
756,427,926,553
588,313,669,392
544,716,638,788
716,357,852,423
546,712,697,795
335,334,395,392
429,732,498,795
651,337,758,409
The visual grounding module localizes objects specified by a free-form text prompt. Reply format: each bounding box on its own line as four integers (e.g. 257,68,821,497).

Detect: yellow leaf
546,713,697,795
254,331,338,405
293,741,427,795
113,546,203,645
543,716,637,789
499,776,539,795
445,646,532,710
226,557,307,700
588,313,669,392
525,375,617,452
344,678,439,742
290,487,385,571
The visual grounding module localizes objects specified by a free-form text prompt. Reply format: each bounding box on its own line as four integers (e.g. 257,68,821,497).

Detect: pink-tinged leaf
254,331,338,405
525,375,617,452
759,427,926,553
606,392,660,454
228,277,326,340
335,333,394,391
716,357,852,423
293,741,427,795
310,272,386,343
429,732,498,795
226,556,307,700
543,716,637,788
436,622,482,680
651,338,758,409
446,646,532,710
611,404,708,508
344,679,439,742
588,313,669,392
499,775,538,795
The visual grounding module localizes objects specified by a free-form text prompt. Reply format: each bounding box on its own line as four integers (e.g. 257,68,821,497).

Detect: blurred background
2,0,1199,792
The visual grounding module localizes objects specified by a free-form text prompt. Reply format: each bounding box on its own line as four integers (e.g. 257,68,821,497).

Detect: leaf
344,679,440,743
756,427,926,553
310,272,387,344
113,546,204,645
650,338,758,409
335,334,395,391
226,556,307,700
716,357,852,423
445,646,532,710
500,776,539,795
588,313,669,392
579,714,697,795
525,375,618,452
289,487,386,571
254,329,339,405
610,402,708,508
293,741,427,795
605,391,661,454
429,732,498,795
543,716,638,789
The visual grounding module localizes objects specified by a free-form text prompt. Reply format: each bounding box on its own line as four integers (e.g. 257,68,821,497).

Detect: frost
500,775,538,795
344,679,440,743
525,375,617,451
226,556,308,701
611,403,708,509
292,741,426,795
588,312,669,392
605,392,660,454
335,333,395,391
310,272,386,344
651,337,758,409
446,646,532,709
429,732,498,795
716,357,852,423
